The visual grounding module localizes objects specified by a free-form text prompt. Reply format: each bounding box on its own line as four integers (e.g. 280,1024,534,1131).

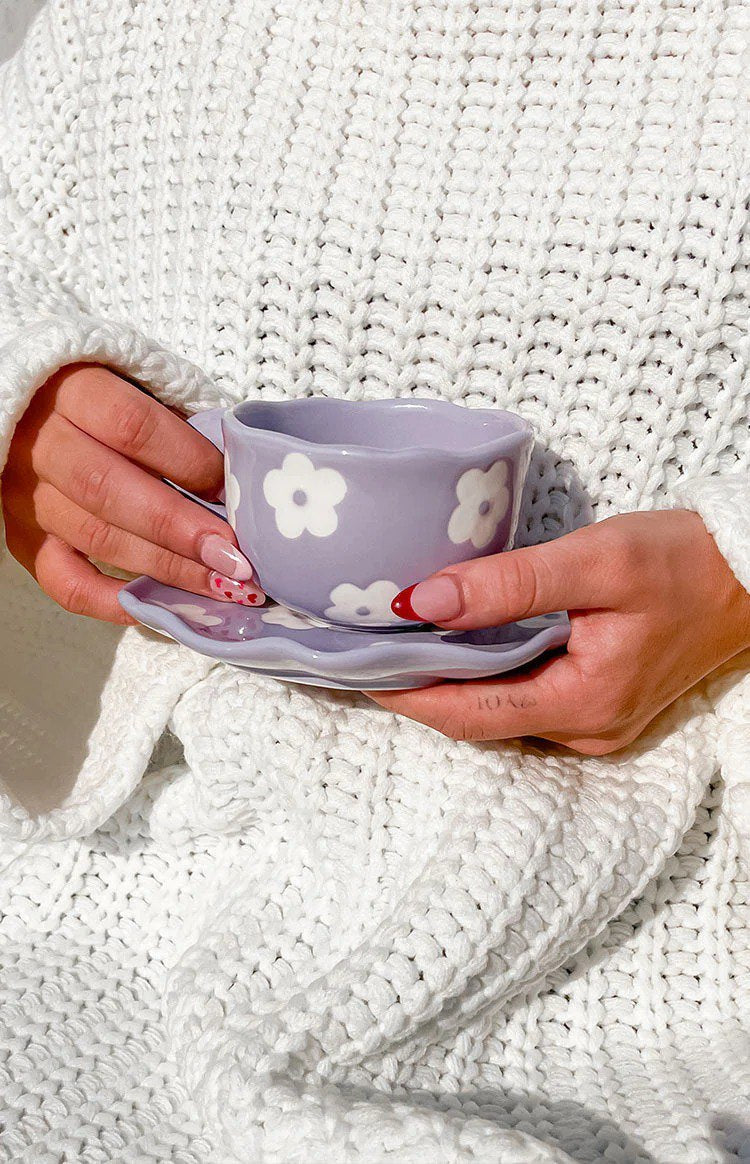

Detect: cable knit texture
1,1,749,1160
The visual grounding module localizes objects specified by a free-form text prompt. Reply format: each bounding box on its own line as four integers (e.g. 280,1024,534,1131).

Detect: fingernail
209,572,265,606
200,534,254,581
391,575,463,623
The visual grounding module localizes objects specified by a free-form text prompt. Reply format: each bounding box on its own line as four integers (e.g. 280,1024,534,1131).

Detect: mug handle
165,407,228,520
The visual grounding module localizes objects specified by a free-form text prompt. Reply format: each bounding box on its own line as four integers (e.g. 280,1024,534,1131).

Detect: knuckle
57,362,114,398
151,546,186,587
598,519,646,583
496,553,541,620
56,573,92,616
71,461,112,511
117,397,158,457
148,503,177,548
183,449,224,499
79,512,116,560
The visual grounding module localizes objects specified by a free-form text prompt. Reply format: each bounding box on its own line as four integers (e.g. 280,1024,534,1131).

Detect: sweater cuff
0,311,216,464
671,472,750,596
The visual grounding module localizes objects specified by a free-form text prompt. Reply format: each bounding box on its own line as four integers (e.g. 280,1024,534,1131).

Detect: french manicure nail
200,534,255,581
391,575,462,623
209,572,266,606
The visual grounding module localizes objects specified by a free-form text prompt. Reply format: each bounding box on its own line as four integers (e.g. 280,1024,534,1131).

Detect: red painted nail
391,583,422,621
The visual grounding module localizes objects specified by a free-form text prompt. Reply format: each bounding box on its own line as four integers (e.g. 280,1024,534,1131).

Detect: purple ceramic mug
184,398,533,629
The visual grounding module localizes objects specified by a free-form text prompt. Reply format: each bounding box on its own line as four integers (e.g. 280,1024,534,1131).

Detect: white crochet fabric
1,2,750,1160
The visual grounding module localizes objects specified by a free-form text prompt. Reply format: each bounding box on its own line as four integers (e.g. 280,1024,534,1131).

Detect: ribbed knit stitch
0,2,749,1160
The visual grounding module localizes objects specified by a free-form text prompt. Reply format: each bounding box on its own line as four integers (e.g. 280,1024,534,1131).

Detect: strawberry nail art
209,572,265,606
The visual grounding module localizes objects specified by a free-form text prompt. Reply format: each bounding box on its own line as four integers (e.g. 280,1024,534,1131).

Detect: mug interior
231,397,527,454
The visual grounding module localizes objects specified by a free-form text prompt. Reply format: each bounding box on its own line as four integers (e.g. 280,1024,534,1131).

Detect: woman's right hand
1,363,265,623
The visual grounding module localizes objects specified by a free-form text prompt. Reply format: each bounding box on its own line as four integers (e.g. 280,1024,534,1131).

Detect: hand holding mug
370,510,750,755
1,363,265,623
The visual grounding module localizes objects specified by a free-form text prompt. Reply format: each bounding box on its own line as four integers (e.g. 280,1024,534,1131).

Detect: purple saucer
119,578,570,690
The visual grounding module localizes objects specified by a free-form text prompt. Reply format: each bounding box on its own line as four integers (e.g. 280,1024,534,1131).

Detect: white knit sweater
1,2,749,1160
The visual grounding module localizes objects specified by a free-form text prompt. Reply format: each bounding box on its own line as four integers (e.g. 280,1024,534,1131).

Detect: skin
367,510,750,756
1,363,246,625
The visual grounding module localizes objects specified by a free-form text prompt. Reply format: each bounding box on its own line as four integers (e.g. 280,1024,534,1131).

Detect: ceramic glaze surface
188,399,533,627
119,578,570,690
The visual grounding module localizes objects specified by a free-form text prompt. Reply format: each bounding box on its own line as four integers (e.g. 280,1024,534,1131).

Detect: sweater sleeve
672,472,750,596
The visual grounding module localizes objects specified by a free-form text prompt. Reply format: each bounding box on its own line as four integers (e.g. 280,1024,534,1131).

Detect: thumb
392,525,610,629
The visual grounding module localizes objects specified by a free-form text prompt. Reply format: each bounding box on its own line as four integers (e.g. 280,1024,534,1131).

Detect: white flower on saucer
263,453,347,539
448,460,510,548
224,452,241,528
153,601,223,628
325,580,400,625
261,605,320,631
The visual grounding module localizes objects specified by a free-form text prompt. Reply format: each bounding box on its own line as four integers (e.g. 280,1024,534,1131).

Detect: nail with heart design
209,572,265,606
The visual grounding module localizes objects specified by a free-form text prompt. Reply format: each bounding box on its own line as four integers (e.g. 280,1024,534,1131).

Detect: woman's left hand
366,510,750,755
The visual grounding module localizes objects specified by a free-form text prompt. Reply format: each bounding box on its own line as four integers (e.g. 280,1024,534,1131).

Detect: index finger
365,654,582,742
49,364,224,498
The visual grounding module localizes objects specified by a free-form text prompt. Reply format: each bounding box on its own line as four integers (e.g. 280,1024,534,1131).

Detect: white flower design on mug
261,605,322,631
448,460,510,548
263,453,347,539
153,601,223,628
224,451,241,528
325,580,400,626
